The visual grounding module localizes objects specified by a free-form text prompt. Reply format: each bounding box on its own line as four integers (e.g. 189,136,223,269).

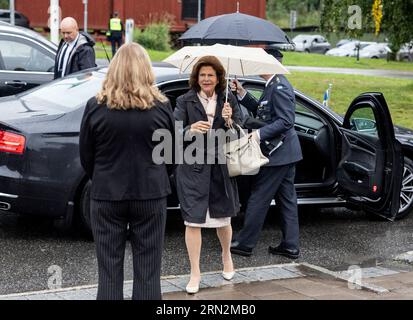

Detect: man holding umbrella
230,48,303,259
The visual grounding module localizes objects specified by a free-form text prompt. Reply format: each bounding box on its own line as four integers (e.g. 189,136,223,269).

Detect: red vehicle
15,0,266,32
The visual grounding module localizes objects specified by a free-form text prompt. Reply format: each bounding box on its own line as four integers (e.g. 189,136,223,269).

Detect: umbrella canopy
163,44,289,77
179,12,291,45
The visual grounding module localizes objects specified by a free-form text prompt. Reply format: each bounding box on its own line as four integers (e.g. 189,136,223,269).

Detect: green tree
320,0,413,53
0,0,9,9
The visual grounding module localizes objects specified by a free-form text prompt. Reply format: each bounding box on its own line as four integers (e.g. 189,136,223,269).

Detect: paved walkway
287,66,413,79
1,262,412,300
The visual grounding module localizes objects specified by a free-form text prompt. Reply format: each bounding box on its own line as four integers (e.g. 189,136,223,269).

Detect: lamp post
10,0,15,25
197,0,201,23
50,0,60,45
83,0,88,32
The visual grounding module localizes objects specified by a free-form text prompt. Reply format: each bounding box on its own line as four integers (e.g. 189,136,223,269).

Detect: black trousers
90,198,167,300
110,36,123,56
235,164,299,251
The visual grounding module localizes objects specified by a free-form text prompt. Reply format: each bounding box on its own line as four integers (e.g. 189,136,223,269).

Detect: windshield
18,69,106,112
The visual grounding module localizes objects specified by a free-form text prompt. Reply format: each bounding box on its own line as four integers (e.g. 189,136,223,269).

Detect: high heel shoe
185,278,200,294
222,271,235,281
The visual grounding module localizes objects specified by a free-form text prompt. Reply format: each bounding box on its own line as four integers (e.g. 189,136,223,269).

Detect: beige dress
184,91,231,228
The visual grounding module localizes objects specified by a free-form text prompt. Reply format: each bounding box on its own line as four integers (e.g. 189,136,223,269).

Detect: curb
300,263,390,294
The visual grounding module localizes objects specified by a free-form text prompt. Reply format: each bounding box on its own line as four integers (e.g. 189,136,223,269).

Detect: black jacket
173,89,242,223
79,97,175,201
54,32,97,79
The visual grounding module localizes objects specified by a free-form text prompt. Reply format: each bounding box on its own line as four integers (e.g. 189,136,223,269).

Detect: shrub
134,22,171,51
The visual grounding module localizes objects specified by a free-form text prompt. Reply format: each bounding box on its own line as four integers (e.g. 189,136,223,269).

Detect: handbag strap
227,121,246,138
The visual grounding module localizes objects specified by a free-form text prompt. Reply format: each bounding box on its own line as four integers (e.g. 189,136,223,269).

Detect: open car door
337,92,403,220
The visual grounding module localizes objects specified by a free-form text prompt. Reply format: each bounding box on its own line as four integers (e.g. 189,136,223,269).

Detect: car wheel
79,181,92,233
304,49,310,53
397,157,413,219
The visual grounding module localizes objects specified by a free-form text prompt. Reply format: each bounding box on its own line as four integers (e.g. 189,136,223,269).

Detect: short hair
189,56,226,93
96,43,167,110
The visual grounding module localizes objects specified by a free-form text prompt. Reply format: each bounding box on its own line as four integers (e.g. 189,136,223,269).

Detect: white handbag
224,124,269,177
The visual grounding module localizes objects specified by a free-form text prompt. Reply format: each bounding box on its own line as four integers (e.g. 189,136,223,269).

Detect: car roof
0,23,57,50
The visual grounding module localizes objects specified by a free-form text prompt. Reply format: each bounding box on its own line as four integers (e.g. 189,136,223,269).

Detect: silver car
292,34,331,54
397,42,413,62
359,43,391,59
326,41,374,57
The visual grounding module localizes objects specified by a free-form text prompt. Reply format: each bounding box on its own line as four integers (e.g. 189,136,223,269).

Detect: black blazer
79,97,175,201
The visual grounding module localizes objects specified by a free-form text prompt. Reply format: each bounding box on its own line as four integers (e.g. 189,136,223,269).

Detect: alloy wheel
400,162,413,213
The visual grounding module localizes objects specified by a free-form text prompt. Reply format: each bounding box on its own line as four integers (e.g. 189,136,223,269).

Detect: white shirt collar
65,33,80,49
265,74,277,87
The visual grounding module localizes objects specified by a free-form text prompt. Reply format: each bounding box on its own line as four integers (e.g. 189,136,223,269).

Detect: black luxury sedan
0,66,412,232
0,22,57,97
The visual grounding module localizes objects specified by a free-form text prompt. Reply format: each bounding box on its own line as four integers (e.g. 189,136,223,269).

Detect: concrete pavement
1,259,412,300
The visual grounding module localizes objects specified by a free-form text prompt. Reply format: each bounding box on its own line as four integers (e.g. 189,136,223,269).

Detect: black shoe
230,241,253,257
268,245,300,259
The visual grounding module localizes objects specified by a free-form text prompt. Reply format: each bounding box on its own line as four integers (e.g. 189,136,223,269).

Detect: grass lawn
283,52,413,72
287,71,413,129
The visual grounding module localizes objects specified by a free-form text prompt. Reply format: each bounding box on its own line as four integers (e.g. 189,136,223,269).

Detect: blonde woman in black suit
79,43,174,300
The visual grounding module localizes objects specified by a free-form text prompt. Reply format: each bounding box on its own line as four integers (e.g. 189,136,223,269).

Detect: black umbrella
179,12,292,45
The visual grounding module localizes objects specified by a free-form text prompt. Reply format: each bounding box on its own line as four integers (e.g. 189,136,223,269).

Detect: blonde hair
96,43,167,110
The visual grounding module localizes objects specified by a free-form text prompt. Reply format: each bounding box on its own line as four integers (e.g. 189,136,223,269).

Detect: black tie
58,43,69,75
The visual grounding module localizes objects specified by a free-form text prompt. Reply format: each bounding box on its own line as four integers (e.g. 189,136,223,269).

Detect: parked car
326,41,374,57
359,43,391,59
0,22,56,97
292,34,331,54
0,66,412,232
397,42,413,62
0,9,30,28
335,39,353,47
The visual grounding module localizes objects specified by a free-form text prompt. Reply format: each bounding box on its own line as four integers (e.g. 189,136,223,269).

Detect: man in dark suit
54,17,96,79
230,49,303,259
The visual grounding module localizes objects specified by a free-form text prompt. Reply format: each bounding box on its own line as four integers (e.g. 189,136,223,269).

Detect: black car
0,22,56,97
0,66,412,232
0,10,30,28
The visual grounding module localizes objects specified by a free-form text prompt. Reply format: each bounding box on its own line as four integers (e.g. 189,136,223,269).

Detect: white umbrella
163,44,290,102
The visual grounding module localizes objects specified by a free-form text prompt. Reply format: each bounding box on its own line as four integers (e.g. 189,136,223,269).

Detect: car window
19,71,105,111
0,39,54,72
295,100,326,130
348,107,378,137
